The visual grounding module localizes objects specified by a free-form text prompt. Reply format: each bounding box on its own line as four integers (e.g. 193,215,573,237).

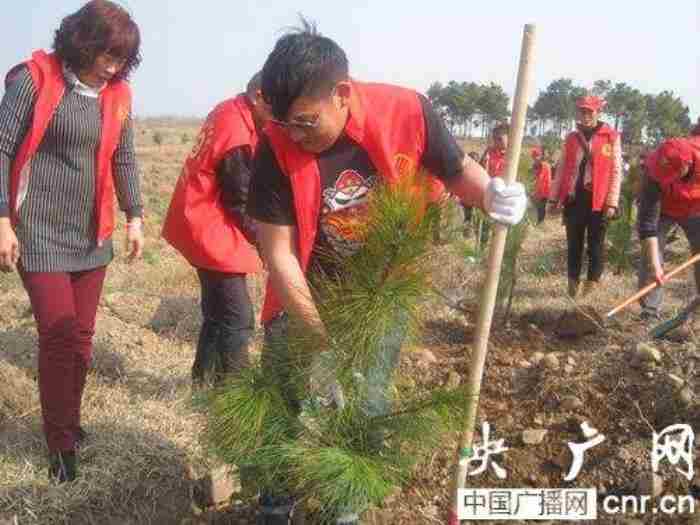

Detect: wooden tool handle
606,252,700,318
447,24,537,525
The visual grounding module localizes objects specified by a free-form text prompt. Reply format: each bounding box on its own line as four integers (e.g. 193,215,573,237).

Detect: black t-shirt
247,94,463,276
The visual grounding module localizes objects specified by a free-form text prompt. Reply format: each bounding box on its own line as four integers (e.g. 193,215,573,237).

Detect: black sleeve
216,146,252,216
637,174,662,240
246,137,296,225
418,94,464,183
216,145,258,242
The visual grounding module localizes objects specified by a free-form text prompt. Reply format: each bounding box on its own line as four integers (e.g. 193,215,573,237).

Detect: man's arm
637,173,664,283
417,95,489,208
417,95,525,224
446,154,490,209
256,221,327,339
642,236,664,284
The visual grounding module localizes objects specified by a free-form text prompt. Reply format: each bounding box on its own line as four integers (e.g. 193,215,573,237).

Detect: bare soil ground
1,123,698,524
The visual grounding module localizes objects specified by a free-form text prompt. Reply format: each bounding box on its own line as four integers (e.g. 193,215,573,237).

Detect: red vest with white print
558,124,619,211
260,81,446,323
161,95,262,273
5,50,131,245
649,136,700,220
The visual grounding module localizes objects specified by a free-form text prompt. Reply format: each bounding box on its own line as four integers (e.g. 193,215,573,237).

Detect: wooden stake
447,24,537,525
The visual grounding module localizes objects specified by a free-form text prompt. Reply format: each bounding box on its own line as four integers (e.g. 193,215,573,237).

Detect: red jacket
648,136,700,220
260,81,445,323
482,147,506,178
534,161,552,200
6,50,131,245
554,123,621,211
161,95,262,273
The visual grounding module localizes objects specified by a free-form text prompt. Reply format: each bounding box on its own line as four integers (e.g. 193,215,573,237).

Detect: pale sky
2,1,698,121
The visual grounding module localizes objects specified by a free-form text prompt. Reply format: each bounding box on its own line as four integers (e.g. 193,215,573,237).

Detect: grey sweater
0,66,142,272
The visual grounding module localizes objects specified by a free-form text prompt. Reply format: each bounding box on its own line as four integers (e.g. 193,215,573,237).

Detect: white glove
483,177,528,226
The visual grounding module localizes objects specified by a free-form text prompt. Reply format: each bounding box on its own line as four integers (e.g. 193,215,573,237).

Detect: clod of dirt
530,352,545,365
559,396,584,411
413,349,438,365
521,428,548,445
636,472,663,497
543,354,560,369
635,342,662,364
445,371,461,389
554,306,600,338
667,373,685,390
679,387,694,407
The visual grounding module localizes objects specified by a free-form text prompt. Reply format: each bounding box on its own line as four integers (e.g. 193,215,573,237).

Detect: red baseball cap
658,138,693,166
653,138,694,185
576,96,606,112
530,146,543,160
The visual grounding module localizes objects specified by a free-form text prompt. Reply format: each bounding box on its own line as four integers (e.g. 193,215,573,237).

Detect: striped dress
0,65,142,272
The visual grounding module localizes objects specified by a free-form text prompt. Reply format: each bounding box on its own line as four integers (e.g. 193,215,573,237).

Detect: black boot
49,450,77,483
192,320,221,388
258,492,294,525
75,426,87,449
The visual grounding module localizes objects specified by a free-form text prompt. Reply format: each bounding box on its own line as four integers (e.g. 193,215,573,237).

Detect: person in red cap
550,95,622,298
530,146,551,224
481,123,509,178
162,72,271,387
637,135,700,319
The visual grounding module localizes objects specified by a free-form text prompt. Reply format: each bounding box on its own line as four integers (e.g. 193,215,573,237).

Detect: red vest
260,81,445,323
161,95,262,273
6,50,131,245
649,136,700,220
483,147,506,178
534,161,552,200
558,124,618,211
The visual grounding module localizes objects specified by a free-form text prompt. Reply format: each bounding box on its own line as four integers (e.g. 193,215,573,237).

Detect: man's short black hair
261,17,349,120
246,71,262,101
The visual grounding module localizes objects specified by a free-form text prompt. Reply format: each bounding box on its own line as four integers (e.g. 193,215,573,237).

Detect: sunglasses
270,113,321,131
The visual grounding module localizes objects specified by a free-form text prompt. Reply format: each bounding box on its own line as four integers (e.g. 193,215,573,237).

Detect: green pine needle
202,171,471,512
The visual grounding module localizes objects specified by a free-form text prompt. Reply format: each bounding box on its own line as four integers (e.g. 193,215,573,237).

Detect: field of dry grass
1,120,698,524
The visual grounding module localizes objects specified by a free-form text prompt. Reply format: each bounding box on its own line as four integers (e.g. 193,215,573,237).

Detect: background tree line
427,78,692,146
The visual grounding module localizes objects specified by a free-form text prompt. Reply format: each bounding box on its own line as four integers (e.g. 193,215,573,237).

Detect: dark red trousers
19,266,106,452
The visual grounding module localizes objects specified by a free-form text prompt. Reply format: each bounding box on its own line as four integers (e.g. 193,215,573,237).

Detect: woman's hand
0,218,19,273
653,262,666,287
125,218,144,263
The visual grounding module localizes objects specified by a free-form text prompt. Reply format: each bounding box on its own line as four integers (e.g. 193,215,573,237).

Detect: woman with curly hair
0,0,144,482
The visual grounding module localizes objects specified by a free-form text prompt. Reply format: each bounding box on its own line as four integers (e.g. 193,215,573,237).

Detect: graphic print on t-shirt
320,169,376,257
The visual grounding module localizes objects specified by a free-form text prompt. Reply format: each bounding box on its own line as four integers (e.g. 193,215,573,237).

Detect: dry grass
0,121,697,524
0,362,38,422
